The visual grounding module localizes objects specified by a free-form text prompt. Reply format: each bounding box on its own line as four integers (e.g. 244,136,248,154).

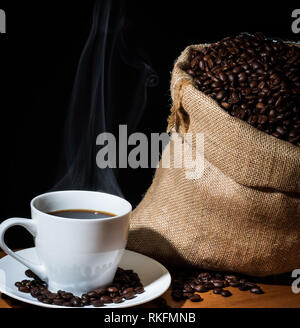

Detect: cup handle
0,218,47,280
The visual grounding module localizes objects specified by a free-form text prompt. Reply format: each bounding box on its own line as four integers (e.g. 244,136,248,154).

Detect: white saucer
0,248,171,308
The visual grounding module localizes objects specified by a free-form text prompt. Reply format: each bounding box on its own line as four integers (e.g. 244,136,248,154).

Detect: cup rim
30,190,132,222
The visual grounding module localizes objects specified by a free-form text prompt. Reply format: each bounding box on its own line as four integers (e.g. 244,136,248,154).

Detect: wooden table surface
0,250,299,308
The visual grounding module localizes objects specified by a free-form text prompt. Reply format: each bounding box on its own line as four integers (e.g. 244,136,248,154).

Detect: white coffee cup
0,190,132,295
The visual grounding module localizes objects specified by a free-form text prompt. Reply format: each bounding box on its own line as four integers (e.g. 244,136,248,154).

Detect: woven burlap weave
127,44,300,276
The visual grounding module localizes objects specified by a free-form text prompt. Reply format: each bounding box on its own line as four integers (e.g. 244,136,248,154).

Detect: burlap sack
127,44,300,276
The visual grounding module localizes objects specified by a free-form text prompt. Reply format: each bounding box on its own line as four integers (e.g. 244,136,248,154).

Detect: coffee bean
275,96,283,107
244,282,256,288
258,115,268,124
232,66,242,74
213,281,224,288
213,288,223,294
189,294,203,302
62,292,73,300
256,102,265,110
81,293,90,300
53,298,64,306
248,115,258,125
122,287,134,295
37,296,45,302
107,286,119,293
30,291,39,298
183,292,194,299
221,102,231,109
18,286,30,293
94,288,107,296
100,295,112,303
171,291,183,302
57,290,65,296
123,291,136,300
221,290,232,297
216,90,226,100
71,297,82,307
219,72,227,81
152,297,169,308
112,296,124,304
250,287,264,294
238,72,247,82
223,280,229,287
276,126,288,136
272,131,281,138
228,73,235,82
239,284,251,291
87,291,98,298
62,301,73,307
193,285,207,293
135,286,145,294
81,298,90,306
183,283,193,293
203,282,215,290
229,281,241,287
25,269,37,278
190,57,198,69
199,272,212,280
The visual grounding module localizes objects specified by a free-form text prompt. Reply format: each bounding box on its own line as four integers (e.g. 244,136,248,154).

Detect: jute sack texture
127,43,300,276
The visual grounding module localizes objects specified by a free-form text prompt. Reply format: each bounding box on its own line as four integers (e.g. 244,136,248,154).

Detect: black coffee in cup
48,209,116,219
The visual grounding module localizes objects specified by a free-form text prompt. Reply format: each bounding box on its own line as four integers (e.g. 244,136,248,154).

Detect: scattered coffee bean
183,283,193,293
221,290,232,297
25,269,37,279
250,287,264,294
183,291,193,298
229,280,241,287
213,281,224,288
170,268,264,304
94,288,106,296
239,284,251,291
100,295,112,303
135,286,145,294
122,287,134,295
15,267,144,307
213,288,223,295
107,286,118,293
123,291,136,300
53,298,64,306
189,294,203,302
71,297,82,307
62,292,73,300
152,297,171,308
112,296,124,304
16,266,267,308
194,285,207,293
81,298,90,306
91,300,104,307
62,301,73,307
18,286,30,293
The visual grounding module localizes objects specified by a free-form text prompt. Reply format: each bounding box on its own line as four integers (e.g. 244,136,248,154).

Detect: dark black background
0,1,299,249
